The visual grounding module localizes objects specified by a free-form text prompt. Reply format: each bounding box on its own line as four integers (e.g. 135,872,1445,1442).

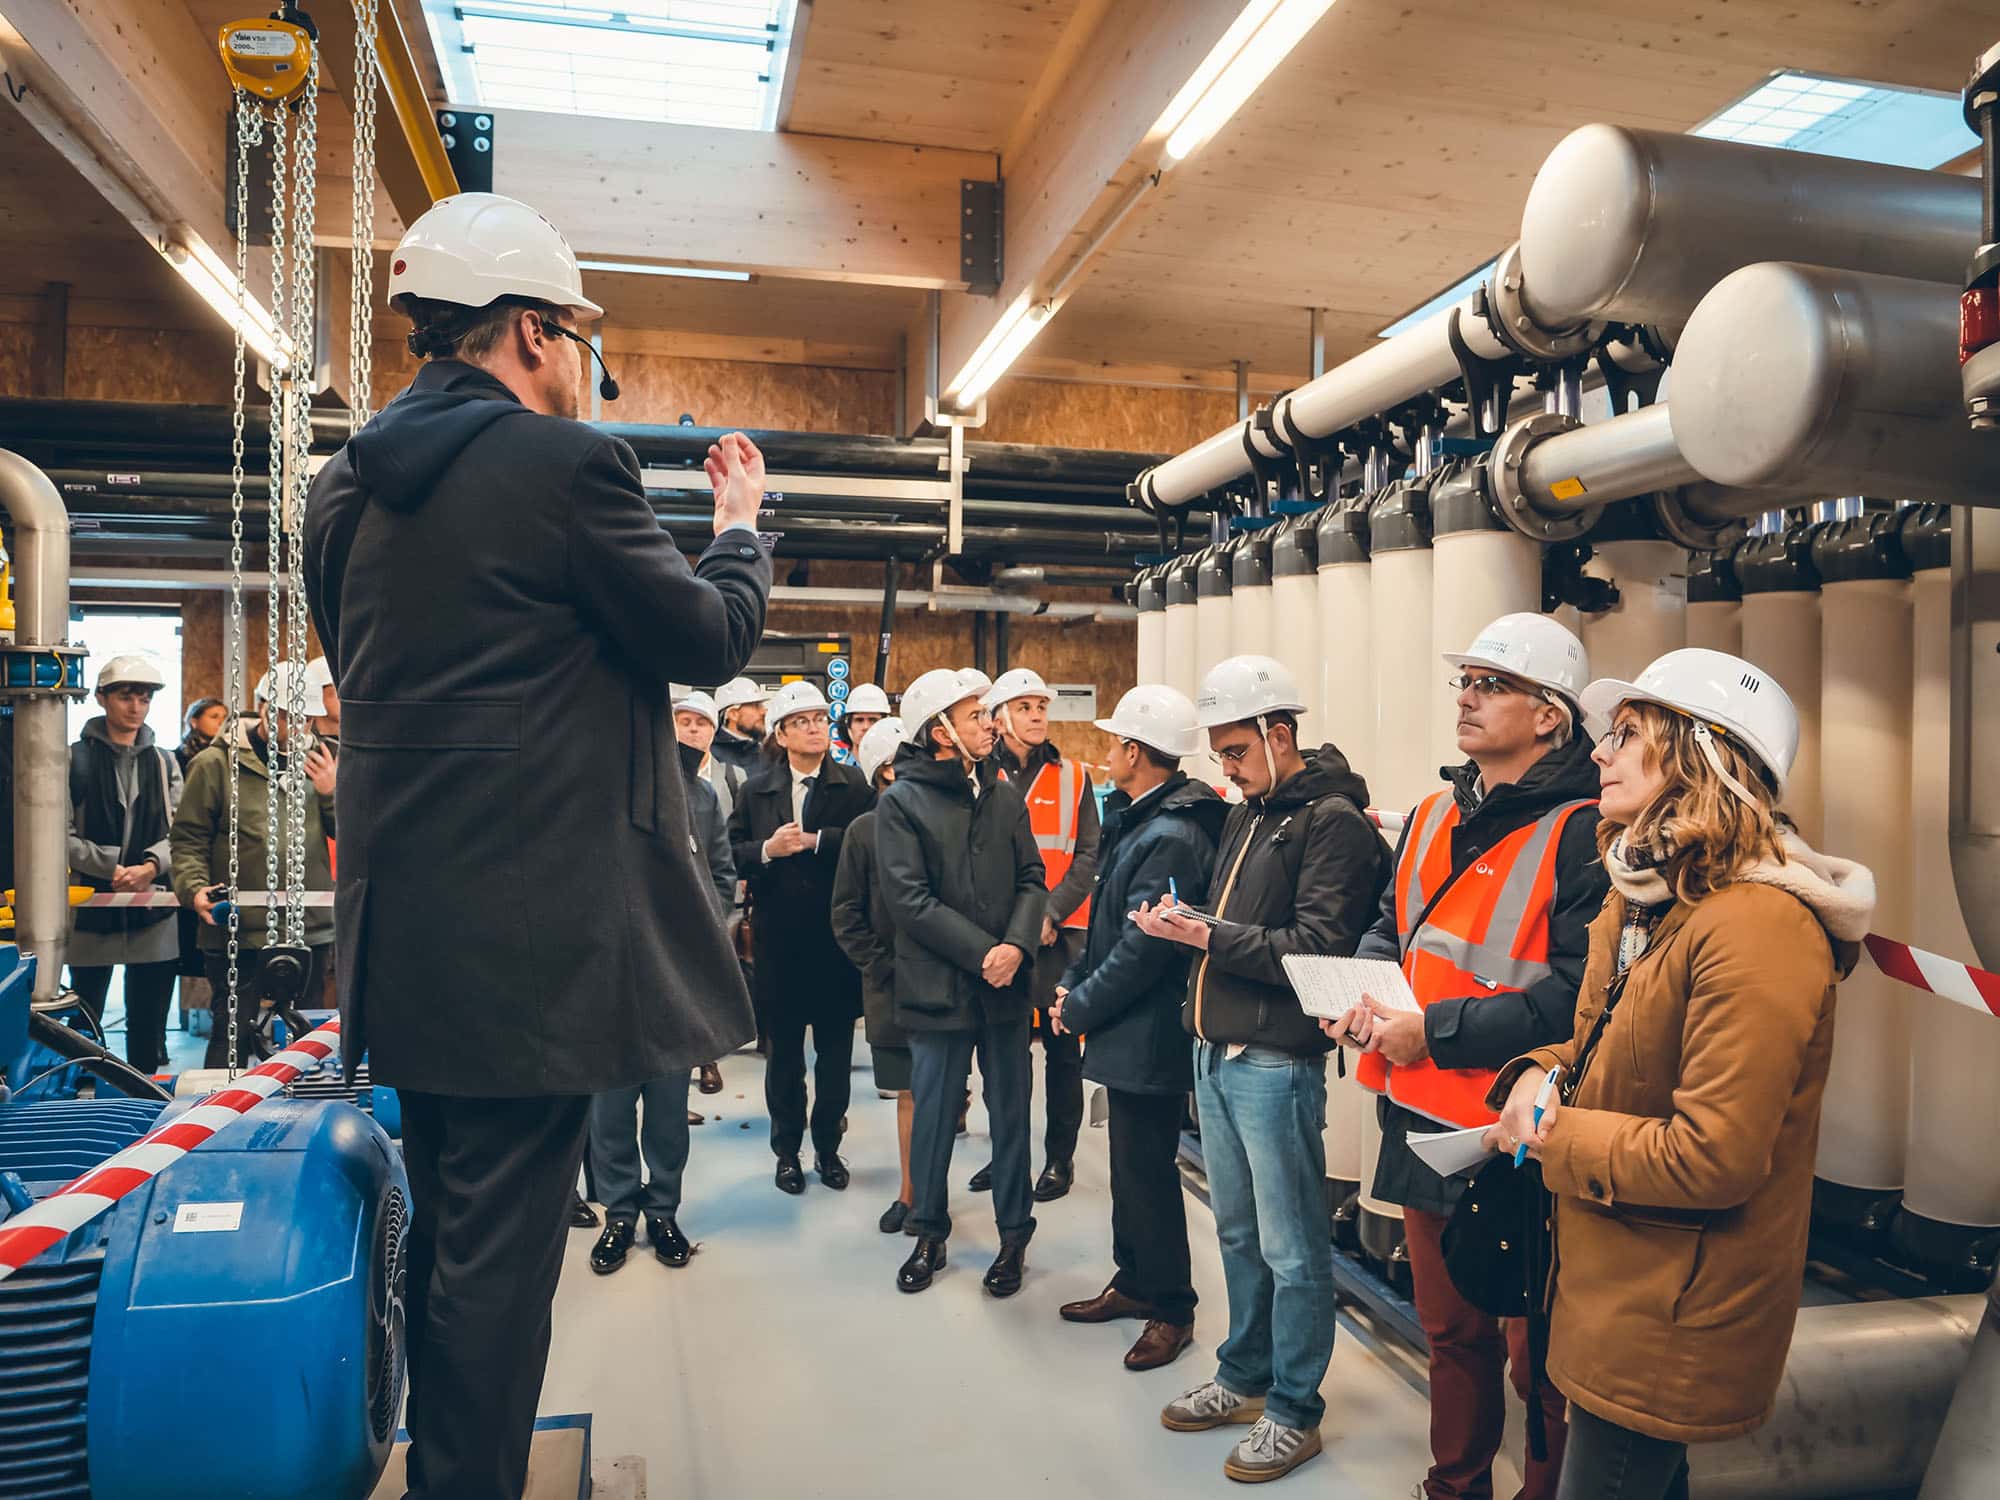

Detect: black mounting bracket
437,108,496,194
1447,299,1528,440
961,178,1003,296
1594,324,1672,414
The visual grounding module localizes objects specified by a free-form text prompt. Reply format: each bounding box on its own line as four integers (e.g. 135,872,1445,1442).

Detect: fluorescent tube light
164,238,292,370
1160,0,1337,164
945,295,1050,408
575,259,752,281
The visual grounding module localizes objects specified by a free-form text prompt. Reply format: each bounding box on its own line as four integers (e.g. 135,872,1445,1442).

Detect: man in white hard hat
1135,654,1392,1485
1334,612,1607,1500
875,668,1047,1296
674,686,740,1096
713,676,771,775
727,680,873,1195
840,680,892,756
980,666,1100,1202
302,191,772,1500
303,656,340,745
1047,685,1226,1372
65,653,183,1074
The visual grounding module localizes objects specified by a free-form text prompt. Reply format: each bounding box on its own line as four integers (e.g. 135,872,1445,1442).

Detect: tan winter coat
1490,835,1875,1444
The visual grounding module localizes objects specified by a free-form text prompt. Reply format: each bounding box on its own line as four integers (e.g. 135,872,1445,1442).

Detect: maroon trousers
1404,1207,1568,1500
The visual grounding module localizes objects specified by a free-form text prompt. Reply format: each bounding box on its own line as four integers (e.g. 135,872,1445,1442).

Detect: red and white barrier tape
0,1016,343,1282
1368,808,1408,835
1863,936,2000,1020
76,891,335,908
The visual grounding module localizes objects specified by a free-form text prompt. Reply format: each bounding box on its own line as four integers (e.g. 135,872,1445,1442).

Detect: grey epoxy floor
540,1040,1523,1499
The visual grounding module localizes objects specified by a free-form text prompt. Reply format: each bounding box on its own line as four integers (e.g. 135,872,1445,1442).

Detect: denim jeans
588,1069,693,1223
1555,1405,1688,1500
908,1016,1035,1244
1193,1039,1336,1431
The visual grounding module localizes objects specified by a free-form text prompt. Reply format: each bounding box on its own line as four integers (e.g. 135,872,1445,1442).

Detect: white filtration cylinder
1739,590,1824,845
1905,567,2000,1228
1193,588,1232,787
1318,562,1374,779
1816,577,1913,1192
1137,598,1166,689
1431,531,1545,772
1580,540,1689,684
1274,573,1322,735
1235,581,1275,665
1686,599,1743,655
1164,598,1199,709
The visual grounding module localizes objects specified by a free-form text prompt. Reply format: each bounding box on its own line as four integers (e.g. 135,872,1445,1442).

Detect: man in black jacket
303,192,770,1500
1136,655,1390,1487
727,679,872,1194
1048,685,1224,1373
712,677,770,775
876,668,1046,1297
1335,613,1605,1500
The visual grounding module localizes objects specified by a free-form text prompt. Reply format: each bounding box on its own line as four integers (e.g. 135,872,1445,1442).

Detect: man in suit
727,679,872,1194
303,191,770,1500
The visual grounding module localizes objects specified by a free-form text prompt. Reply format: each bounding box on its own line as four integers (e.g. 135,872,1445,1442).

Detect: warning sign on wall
1048,684,1098,722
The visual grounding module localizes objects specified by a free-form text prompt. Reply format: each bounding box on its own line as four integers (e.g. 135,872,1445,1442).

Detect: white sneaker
1223,1417,1323,1483
1161,1379,1266,1432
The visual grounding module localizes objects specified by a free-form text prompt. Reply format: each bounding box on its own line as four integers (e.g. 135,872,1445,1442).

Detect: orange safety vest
1356,789,1595,1128
1022,756,1092,931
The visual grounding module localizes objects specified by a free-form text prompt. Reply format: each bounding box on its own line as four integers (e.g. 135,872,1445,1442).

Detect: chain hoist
350,0,381,425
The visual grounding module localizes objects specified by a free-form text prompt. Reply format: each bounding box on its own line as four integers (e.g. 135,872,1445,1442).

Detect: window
423,0,801,129
67,607,184,751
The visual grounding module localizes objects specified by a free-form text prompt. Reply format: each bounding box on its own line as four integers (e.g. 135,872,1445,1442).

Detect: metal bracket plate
436,108,495,194
960,178,1002,296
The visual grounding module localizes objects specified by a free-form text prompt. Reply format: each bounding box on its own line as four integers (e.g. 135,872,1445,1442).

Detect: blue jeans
1194,1040,1336,1431
1555,1405,1688,1500
588,1070,693,1223
908,1016,1036,1244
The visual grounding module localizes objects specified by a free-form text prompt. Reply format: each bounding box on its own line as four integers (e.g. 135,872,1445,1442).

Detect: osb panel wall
979,376,1235,453
0,323,35,397
62,326,236,405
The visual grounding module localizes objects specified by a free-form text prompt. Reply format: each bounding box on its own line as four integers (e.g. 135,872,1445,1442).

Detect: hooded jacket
68,717,182,961
1355,736,1607,1214
1059,772,1226,1094
303,359,770,1094
1489,832,1874,1445
875,745,1046,1032
1183,745,1391,1055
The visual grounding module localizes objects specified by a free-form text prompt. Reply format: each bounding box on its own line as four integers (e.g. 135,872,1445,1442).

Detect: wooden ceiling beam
487,108,995,289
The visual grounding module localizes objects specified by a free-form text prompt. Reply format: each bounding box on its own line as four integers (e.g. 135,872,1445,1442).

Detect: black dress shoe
569,1194,600,1229
775,1155,806,1195
649,1215,692,1268
590,1219,635,1275
898,1236,947,1293
697,1062,723,1095
879,1199,910,1234
968,1162,994,1192
1033,1160,1074,1202
983,1239,1028,1298
816,1154,850,1190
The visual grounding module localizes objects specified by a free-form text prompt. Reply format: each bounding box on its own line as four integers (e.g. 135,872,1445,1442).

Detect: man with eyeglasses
1134,654,1391,1485
1329,613,1608,1500
728,679,872,1194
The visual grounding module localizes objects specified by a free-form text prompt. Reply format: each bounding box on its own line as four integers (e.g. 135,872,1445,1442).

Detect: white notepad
1281,955,1422,1021
1406,1125,1499,1178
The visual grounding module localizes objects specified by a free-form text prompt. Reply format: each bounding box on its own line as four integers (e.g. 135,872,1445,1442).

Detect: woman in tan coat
1485,649,1875,1500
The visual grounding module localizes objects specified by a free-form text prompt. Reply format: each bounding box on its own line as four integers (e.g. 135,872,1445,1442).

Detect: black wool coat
304,359,771,1096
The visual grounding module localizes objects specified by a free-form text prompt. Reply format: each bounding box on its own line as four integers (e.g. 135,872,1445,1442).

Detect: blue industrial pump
0,945,409,1499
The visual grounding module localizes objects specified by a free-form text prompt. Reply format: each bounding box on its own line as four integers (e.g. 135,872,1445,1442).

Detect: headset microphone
581,339,621,403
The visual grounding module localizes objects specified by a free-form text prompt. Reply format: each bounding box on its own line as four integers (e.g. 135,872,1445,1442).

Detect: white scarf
1601,829,1876,943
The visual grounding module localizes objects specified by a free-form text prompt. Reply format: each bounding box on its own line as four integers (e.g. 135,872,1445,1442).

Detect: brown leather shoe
1124,1320,1194,1371
1060,1285,1160,1324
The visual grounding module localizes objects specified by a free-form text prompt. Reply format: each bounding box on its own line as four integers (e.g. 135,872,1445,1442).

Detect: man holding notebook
1332,613,1607,1500
1133,654,1390,1486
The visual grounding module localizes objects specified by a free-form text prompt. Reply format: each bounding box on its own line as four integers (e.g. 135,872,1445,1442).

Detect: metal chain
226,91,263,1082
285,63,320,949
349,0,380,423
266,98,288,941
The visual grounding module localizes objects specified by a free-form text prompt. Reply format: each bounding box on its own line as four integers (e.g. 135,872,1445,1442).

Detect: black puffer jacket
1355,736,1607,1215
830,808,903,1052
876,746,1046,1032
1183,745,1392,1056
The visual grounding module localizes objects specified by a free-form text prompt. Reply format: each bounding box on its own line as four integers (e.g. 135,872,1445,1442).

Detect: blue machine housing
0,941,409,1500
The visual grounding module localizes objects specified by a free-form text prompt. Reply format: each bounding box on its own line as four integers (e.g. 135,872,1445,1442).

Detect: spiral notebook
1281,955,1421,1021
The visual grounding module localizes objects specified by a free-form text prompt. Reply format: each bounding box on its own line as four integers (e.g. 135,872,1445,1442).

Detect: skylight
1375,71,1969,337
423,1,799,130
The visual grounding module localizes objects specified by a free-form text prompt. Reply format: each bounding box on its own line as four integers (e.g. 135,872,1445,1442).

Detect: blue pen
1168,876,1180,908
1515,1066,1562,1167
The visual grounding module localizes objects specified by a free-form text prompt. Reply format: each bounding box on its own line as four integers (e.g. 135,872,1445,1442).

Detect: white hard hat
715,676,770,713
389,192,603,320
259,660,314,712
767,680,830,727
1581,648,1800,798
958,667,994,695
1443,613,1589,703
303,657,335,694
845,682,892,717
857,716,906,783
1095,684,1201,759
1195,656,1307,730
96,653,167,691
672,689,720,728
983,667,1052,712
903,668,980,743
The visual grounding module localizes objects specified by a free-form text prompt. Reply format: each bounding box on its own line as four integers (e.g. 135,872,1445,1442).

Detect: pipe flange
0,642,89,700
1484,243,1604,364
1482,413,1603,543
1649,490,1749,553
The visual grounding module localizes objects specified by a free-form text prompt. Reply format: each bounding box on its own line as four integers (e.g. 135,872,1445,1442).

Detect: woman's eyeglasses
1598,722,1641,753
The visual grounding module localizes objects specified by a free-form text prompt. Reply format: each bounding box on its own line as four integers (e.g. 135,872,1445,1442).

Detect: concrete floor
539,1040,1526,1499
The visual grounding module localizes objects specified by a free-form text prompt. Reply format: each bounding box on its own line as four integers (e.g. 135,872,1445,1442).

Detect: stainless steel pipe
1922,1270,2000,1497
0,449,73,1004
1517,403,1702,508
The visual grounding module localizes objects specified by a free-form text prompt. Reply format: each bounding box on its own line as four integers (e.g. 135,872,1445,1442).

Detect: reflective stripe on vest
1027,756,1091,930
1358,793,1595,1128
